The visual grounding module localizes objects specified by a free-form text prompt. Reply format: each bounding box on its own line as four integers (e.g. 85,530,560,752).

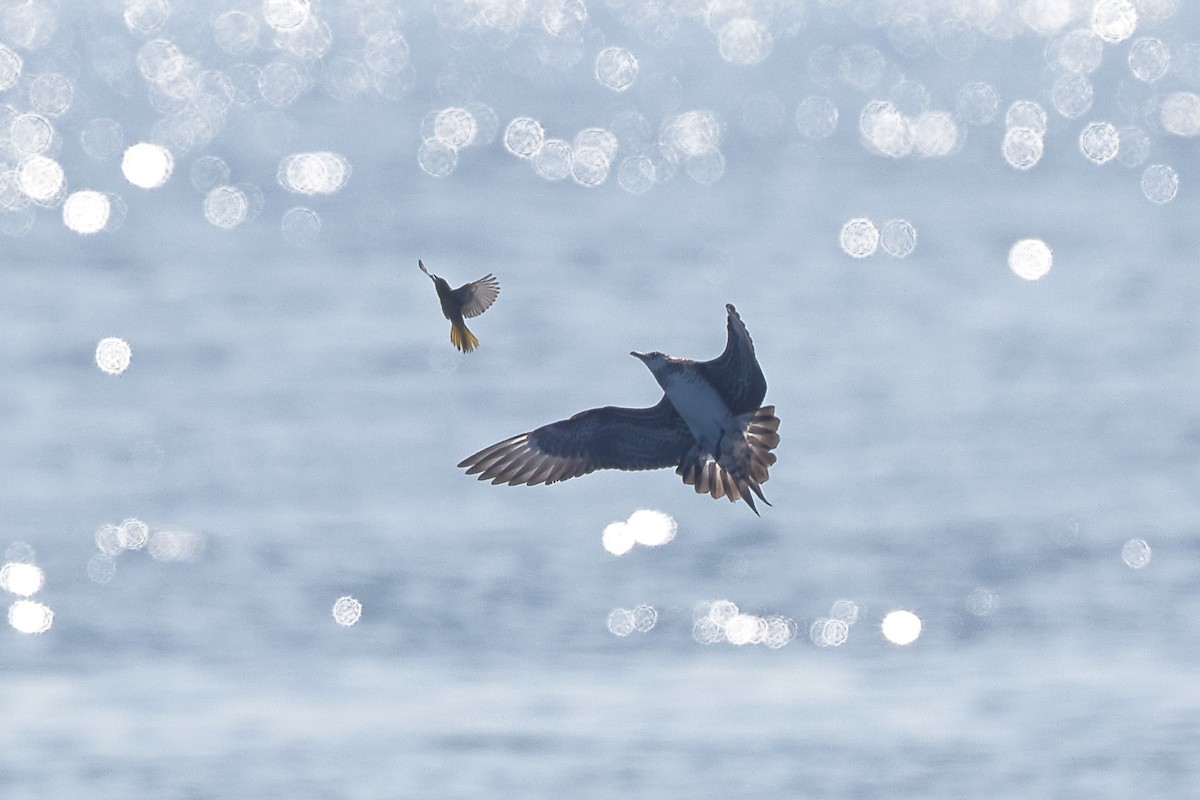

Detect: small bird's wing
696,303,767,413
453,274,500,319
458,398,693,486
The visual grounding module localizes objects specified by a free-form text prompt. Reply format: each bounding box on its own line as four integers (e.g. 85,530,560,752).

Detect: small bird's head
631,350,670,375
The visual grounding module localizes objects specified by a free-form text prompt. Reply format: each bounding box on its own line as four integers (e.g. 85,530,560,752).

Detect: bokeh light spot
278,151,350,194
504,117,544,158
0,43,21,89
1121,538,1152,569
956,81,998,125
1002,127,1044,170
1128,37,1170,82
880,219,917,257
881,609,922,645
717,18,772,65
966,588,999,616
0,562,44,596
204,185,248,228
626,509,677,546
595,46,638,91
1079,121,1119,164
533,139,572,181
1160,92,1200,137
119,518,150,550
8,600,53,634
1008,238,1053,280
795,96,838,140
1092,0,1137,43
282,206,321,245
601,521,635,556
122,142,174,189
332,595,363,626
95,337,132,375
418,139,458,177
840,217,879,258
62,191,111,234
1141,164,1179,204
263,0,309,31
607,607,635,636
16,155,64,202
147,529,205,562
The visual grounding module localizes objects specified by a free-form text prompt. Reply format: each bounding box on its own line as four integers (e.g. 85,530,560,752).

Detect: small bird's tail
450,320,480,353
676,405,780,514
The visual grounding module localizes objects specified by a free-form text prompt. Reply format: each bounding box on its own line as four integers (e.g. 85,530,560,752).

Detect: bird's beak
630,351,647,361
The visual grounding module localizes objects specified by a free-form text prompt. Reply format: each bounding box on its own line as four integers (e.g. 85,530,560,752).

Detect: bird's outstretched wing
454,275,500,318
696,303,766,413
459,398,693,486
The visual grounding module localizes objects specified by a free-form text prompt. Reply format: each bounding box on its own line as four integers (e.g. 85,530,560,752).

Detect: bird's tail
676,405,780,515
450,320,479,353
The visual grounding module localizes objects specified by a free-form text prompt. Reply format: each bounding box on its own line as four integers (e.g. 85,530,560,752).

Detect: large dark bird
458,304,780,513
419,259,500,353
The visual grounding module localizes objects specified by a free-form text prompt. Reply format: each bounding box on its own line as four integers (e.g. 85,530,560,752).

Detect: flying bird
419,259,500,353
458,304,780,513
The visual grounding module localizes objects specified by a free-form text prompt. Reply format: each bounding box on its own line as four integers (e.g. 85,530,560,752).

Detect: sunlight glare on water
692,600,793,648
119,518,150,550
0,43,21,89
62,191,112,234
1128,37,1170,82
8,600,53,634
1002,127,1044,170
282,206,321,245
966,588,999,616
332,595,363,626
504,117,544,158
95,337,132,375
278,151,350,195
840,217,879,258
147,529,205,562
1079,121,1119,164
625,508,677,546
1008,238,1053,281
534,139,573,181
0,562,44,597
1160,92,1200,137
16,155,64,202
607,604,656,637
1140,164,1179,204
595,46,638,91
955,81,998,125
880,219,917,257
607,607,636,636
881,609,922,645
263,0,309,31
1091,0,1138,43
1121,538,1152,569
121,142,174,188
809,617,849,647
204,185,248,228
794,96,838,139
601,521,635,556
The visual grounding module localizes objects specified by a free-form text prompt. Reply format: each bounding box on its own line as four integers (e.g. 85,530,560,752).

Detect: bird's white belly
659,372,736,450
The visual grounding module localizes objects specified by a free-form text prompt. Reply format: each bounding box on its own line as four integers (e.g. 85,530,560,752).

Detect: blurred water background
3,1,1200,797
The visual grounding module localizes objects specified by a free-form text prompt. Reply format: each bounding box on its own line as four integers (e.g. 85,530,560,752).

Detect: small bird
419,259,500,353
458,304,780,513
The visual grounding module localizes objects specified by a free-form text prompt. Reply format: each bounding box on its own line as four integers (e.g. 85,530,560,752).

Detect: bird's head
631,350,670,375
